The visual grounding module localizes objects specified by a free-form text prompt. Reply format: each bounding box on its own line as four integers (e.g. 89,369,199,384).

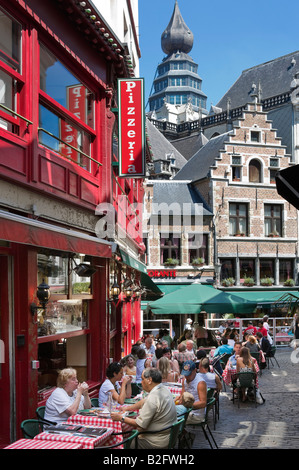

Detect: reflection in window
279,259,293,283
39,104,91,170
0,8,21,72
0,69,18,131
260,259,274,279
39,43,94,128
38,253,68,294
240,259,255,279
220,259,235,280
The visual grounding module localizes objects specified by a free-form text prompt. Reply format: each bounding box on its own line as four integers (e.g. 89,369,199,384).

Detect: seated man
111,368,177,449
180,360,207,424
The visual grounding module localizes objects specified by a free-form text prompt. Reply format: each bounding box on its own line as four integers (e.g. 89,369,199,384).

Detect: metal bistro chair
250,352,262,376
95,430,139,449
177,408,193,449
36,406,57,431
91,397,99,407
135,417,185,449
186,398,218,449
233,371,257,408
266,346,280,369
21,419,43,439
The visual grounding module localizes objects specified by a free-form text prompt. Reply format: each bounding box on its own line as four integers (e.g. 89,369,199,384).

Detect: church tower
148,1,208,130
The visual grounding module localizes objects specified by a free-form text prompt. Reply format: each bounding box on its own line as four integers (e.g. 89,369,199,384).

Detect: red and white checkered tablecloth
67,414,135,448
222,358,259,387
34,427,114,449
5,438,83,449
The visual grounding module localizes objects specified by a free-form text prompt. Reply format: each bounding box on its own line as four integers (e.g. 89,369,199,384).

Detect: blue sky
139,0,299,111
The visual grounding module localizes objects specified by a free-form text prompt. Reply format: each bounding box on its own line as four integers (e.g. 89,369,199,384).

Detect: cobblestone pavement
188,347,299,449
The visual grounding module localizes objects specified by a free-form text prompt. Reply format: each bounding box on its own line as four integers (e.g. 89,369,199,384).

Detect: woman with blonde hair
44,367,91,424
245,335,260,353
236,347,257,402
158,356,179,383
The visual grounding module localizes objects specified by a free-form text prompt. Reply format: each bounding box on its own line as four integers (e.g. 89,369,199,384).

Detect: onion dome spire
161,1,194,55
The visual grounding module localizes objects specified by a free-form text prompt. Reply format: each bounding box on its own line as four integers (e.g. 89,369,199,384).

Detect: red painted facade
0,0,145,446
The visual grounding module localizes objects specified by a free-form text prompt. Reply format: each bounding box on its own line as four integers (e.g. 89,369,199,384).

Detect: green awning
119,248,147,273
140,272,163,295
149,284,299,315
149,284,224,315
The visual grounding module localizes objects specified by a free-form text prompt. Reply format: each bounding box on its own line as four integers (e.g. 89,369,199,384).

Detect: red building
0,0,146,446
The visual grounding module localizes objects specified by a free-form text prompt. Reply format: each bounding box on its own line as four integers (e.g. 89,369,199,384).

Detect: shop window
220,259,235,280
0,8,25,135
160,234,180,265
240,259,255,279
264,204,282,237
188,233,208,264
37,253,91,337
39,43,96,171
279,259,294,284
229,203,248,236
249,159,262,183
260,259,274,279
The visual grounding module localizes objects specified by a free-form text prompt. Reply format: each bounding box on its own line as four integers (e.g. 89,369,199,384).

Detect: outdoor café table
34,426,114,449
4,438,83,449
67,412,135,447
222,358,260,387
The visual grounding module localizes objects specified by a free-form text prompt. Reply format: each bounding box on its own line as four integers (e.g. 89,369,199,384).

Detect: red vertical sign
118,79,145,177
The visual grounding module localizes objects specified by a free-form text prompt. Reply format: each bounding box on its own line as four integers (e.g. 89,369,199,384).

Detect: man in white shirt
180,360,207,424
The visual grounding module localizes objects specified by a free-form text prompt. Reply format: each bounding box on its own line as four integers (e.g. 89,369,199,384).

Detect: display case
38,299,88,337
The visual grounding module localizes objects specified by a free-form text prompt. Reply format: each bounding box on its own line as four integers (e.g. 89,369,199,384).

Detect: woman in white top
44,367,91,425
98,362,132,408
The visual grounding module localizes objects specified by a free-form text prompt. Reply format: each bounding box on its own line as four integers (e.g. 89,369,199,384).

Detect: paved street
189,347,299,449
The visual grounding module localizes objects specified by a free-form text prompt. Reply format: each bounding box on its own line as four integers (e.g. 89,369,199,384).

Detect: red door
0,255,12,447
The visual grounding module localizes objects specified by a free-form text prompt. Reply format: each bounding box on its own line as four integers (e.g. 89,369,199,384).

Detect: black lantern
110,280,120,300
37,279,51,308
30,279,51,322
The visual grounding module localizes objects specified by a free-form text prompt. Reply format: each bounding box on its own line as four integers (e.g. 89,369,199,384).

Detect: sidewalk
190,347,299,449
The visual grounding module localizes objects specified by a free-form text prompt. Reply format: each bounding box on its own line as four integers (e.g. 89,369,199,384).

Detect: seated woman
236,347,257,402
158,356,179,383
98,362,132,408
123,354,137,376
44,367,91,425
136,348,152,383
245,335,260,353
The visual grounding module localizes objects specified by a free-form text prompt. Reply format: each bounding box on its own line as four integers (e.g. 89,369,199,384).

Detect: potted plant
191,257,204,266
260,277,274,286
284,278,295,287
164,258,179,267
243,277,255,287
221,277,235,287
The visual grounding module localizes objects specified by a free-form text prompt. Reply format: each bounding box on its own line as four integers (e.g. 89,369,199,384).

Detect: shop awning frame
0,209,112,258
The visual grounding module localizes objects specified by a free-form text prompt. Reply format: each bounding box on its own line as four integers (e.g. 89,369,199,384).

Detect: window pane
238,204,247,217
240,259,254,278
39,104,91,170
0,8,21,72
38,253,68,295
40,43,94,128
279,260,293,283
260,260,274,278
239,218,247,233
220,259,234,279
265,219,271,236
0,69,17,131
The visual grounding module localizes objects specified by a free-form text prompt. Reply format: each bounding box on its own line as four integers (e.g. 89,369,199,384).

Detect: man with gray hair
111,368,177,448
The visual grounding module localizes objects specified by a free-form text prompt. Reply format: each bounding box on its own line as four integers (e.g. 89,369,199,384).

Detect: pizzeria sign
118,78,145,177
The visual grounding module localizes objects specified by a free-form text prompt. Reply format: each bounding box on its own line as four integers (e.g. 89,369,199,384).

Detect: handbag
256,389,265,404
